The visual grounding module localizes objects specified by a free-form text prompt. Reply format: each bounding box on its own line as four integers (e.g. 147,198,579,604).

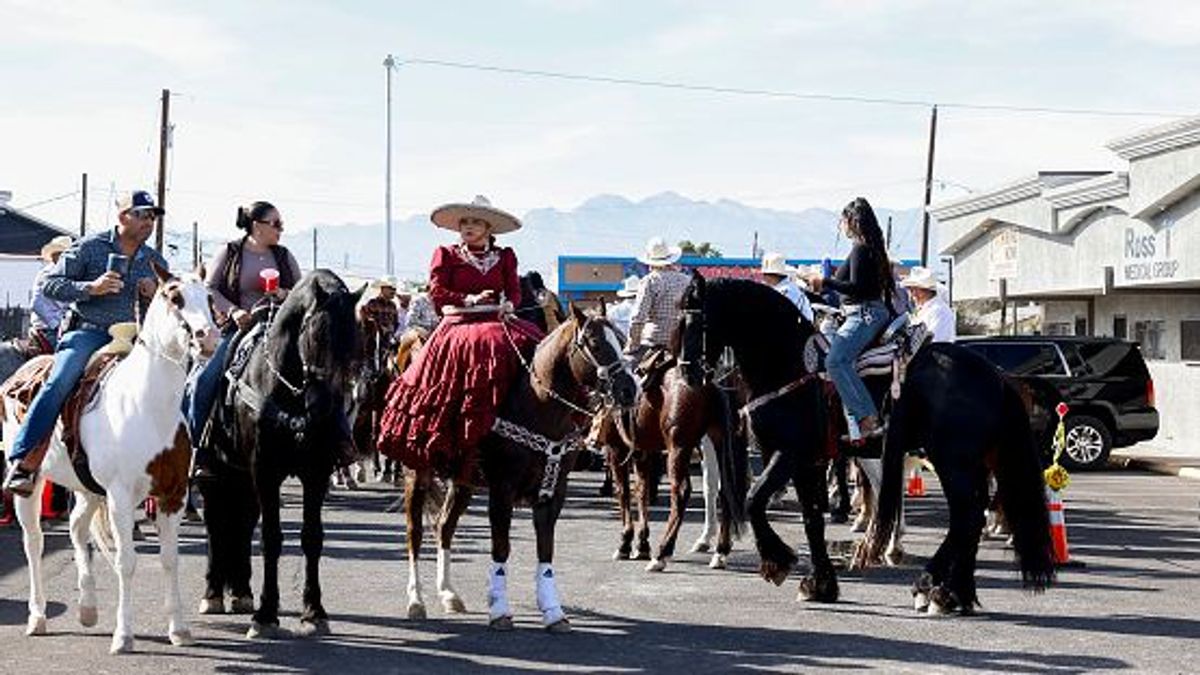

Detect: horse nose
195,327,218,357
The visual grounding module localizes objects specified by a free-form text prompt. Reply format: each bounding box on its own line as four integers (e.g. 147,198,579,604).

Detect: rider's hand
272,287,289,301
231,308,253,330
477,289,496,304
802,273,823,292
87,271,123,296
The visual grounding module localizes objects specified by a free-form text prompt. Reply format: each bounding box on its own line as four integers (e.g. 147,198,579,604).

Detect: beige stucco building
932,115,1200,457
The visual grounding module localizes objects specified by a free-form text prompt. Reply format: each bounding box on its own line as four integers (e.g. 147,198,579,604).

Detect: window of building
1074,316,1088,336
1133,320,1166,360
1113,315,1127,340
1044,322,1073,336
1182,320,1200,362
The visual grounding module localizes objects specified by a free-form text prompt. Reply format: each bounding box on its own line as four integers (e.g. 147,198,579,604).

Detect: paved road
1,468,1197,673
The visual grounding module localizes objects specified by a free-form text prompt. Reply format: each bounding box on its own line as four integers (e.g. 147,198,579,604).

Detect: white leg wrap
487,562,511,620
407,558,424,608
535,563,565,626
436,548,452,595
698,439,719,546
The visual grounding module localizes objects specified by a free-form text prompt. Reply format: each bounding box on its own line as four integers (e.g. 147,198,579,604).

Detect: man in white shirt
608,275,639,337
760,252,814,323
900,266,956,343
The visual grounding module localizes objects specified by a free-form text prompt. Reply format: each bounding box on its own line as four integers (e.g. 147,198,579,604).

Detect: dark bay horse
201,270,364,637
597,365,746,572
402,305,637,632
342,296,400,486
678,275,1055,611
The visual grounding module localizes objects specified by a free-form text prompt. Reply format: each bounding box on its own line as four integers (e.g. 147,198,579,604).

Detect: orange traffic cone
1045,487,1083,567
906,467,926,498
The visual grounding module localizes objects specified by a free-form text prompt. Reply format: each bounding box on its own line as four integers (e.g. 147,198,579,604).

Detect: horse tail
714,387,748,533
89,498,117,571
996,379,1056,592
856,398,908,567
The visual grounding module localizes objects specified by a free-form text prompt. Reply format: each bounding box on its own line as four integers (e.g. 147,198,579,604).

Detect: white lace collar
456,243,501,275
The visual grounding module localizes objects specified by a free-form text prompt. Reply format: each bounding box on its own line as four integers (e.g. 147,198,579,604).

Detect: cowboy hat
616,275,641,298
759,252,795,278
40,235,73,261
637,237,682,267
900,266,939,291
376,274,399,289
431,195,521,234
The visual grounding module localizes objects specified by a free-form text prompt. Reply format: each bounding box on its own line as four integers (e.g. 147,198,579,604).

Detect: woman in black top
803,198,894,439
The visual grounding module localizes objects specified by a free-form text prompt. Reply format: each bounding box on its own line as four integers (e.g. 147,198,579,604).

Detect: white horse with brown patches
3,264,217,654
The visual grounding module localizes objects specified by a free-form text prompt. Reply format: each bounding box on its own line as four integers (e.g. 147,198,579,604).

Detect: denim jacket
42,228,169,331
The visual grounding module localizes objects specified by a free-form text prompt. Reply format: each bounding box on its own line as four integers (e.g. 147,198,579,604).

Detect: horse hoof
441,594,467,614
246,621,288,640
912,572,934,613
927,586,962,616
297,619,331,638
613,548,631,561
545,618,572,634
633,549,652,561
79,605,99,627
709,554,727,570
26,616,48,636
198,597,225,615
407,602,427,621
169,629,195,647
914,591,930,613
229,595,255,615
884,547,905,567
797,574,840,603
645,558,667,572
690,539,712,554
489,615,514,631
110,635,135,654
761,562,792,586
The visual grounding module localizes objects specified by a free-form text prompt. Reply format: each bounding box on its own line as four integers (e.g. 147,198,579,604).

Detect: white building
932,115,1200,457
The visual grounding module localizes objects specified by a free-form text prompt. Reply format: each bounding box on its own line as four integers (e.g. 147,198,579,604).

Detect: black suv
958,336,1159,470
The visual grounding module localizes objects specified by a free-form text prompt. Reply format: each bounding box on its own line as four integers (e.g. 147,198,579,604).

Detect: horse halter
677,306,714,382
138,283,213,371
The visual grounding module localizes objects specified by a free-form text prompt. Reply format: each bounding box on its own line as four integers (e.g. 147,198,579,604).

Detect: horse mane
702,278,814,384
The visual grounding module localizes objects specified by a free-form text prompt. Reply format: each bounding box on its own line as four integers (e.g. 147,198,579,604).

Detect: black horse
678,275,1054,612
199,270,364,637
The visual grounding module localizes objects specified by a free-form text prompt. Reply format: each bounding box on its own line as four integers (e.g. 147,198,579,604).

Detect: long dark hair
236,201,277,232
841,197,895,308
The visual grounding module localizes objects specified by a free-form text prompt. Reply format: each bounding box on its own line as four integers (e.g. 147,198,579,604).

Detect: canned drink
106,253,128,276
821,257,833,278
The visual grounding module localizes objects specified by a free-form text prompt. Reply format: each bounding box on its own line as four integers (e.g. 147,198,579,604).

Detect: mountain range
163,192,925,288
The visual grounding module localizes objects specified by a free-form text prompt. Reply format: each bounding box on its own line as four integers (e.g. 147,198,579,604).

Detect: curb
1110,455,1200,480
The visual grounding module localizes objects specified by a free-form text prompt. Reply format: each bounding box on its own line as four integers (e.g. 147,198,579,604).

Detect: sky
2,0,1199,275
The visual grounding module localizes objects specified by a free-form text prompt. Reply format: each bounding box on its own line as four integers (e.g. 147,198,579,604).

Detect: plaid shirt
627,268,691,350
42,228,168,331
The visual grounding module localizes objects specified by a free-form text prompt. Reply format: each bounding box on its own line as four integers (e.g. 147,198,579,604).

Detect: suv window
973,343,1067,376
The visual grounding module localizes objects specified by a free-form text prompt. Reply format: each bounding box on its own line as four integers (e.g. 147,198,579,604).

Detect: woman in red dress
377,196,543,481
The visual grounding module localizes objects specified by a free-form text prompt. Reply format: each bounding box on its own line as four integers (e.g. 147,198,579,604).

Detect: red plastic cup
260,267,280,293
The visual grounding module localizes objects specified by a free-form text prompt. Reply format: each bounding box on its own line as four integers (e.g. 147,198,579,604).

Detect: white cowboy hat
900,266,939,291
430,195,521,234
637,236,682,267
376,274,399,289
616,275,641,298
759,252,795,277
40,235,73,261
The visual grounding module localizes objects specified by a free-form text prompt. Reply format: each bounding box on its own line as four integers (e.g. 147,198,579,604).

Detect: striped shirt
627,268,691,350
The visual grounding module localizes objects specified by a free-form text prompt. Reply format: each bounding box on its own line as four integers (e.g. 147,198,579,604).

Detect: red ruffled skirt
377,313,543,480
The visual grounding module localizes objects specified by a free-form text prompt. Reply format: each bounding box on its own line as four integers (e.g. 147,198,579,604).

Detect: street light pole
383,54,395,276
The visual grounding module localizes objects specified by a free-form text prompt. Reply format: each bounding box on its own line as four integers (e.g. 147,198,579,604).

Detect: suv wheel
1061,415,1112,471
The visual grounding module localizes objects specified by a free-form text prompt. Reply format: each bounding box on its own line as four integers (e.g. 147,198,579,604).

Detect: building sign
988,228,1019,280
1121,226,1179,283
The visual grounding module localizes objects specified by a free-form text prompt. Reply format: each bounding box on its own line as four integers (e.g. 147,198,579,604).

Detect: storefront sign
1122,226,1179,282
988,228,1019,280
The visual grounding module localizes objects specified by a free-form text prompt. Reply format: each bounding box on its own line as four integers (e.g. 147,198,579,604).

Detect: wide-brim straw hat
900,266,939,290
616,275,641,298
637,237,682,267
760,252,795,277
431,195,521,234
375,274,399,289
40,235,73,261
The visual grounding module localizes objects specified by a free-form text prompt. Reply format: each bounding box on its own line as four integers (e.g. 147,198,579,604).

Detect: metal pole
384,54,395,276
886,215,893,251
312,228,318,269
192,221,199,270
79,172,88,236
920,105,938,266
156,88,171,253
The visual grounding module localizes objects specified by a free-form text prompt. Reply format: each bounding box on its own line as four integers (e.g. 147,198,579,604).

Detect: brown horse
597,364,746,572
339,297,400,487
402,305,637,631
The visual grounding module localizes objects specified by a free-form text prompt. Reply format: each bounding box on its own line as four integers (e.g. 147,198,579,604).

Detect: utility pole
919,104,938,266
155,88,171,253
79,172,88,236
383,54,396,276
192,221,199,270
312,228,318,269
885,215,893,251
751,231,759,258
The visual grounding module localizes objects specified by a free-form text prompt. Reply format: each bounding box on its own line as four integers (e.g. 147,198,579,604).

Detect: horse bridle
137,285,212,371
569,316,627,388
677,306,715,382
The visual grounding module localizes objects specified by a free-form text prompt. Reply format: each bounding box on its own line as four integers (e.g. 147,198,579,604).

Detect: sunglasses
129,210,157,221
255,219,284,231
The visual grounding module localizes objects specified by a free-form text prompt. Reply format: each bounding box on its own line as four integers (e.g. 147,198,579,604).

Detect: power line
400,58,1186,119
16,190,80,211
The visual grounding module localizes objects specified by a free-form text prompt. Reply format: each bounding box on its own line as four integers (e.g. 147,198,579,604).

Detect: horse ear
568,301,587,324
352,282,369,304
597,296,608,318
150,260,175,285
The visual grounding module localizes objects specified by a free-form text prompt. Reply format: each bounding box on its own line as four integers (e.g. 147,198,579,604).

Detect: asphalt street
1,468,1197,674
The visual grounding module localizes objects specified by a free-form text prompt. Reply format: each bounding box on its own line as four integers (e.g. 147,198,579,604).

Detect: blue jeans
826,300,889,423
8,328,112,463
184,330,234,445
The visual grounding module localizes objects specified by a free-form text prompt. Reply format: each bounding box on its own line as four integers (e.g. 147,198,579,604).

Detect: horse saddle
0,352,123,495
803,311,931,385
634,346,676,391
